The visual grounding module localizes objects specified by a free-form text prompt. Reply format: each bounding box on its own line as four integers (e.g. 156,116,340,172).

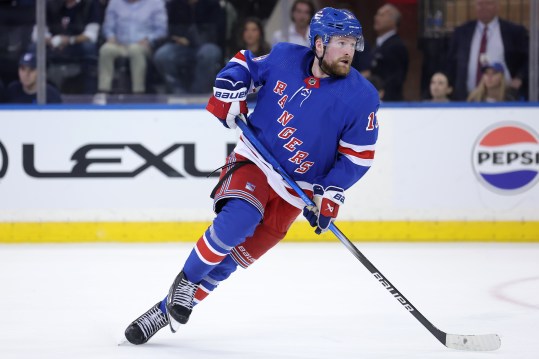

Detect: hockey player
124,7,379,345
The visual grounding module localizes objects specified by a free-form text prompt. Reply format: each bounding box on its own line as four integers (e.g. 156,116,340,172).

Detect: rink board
0,220,538,243
0,104,538,242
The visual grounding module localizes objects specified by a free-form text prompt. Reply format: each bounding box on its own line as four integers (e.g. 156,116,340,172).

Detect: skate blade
169,316,182,333
117,335,129,346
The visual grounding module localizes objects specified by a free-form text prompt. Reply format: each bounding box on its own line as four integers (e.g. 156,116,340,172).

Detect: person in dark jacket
30,0,100,94
369,4,408,101
5,51,62,104
446,0,528,101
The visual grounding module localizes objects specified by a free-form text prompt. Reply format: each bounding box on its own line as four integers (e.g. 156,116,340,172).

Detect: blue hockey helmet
309,7,364,52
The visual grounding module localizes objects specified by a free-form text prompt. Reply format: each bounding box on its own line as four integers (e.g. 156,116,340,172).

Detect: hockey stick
235,116,500,351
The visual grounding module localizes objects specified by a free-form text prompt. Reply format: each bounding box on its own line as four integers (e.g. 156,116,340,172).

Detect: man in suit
368,4,408,102
446,0,528,101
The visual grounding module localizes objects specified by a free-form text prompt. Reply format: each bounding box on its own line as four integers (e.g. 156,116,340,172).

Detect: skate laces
171,277,198,310
136,305,168,338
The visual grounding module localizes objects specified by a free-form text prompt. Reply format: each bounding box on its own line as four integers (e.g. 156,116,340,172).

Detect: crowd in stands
270,0,313,47
0,0,530,104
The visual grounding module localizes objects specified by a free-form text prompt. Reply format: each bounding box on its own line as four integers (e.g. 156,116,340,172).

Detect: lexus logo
0,142,237,180
21,142,236,178
0,141,7,178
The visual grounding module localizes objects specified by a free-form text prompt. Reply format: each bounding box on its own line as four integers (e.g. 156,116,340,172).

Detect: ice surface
1,242,538,358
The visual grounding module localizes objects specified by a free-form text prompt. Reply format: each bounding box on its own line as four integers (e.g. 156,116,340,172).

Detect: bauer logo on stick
472,123,539,194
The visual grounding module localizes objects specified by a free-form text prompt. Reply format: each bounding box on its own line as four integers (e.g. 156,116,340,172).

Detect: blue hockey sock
160,255,239,311
159,296,167,314
183,198,261,284
193,255,239,305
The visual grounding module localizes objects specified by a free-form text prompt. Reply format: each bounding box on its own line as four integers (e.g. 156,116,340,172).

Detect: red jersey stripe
234,51,246,62
338,145,375,159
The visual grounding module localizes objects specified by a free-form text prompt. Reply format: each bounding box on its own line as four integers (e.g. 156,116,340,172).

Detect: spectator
230,17,271,59
153,0,224,94
30,0,100,94
369,4,408,101
98,0,167,94
447,0,528,101
271,0,314,47
428,72,452,102
467,62,516,102
5,51,62,104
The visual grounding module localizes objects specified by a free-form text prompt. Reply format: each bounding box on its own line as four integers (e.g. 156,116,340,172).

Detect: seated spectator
271,0,314,47
98,0,167,94
30,0,100,94
230,17,271,58
5,51,62,104
153,0,223,94
467,62,517,102
427,72,452,102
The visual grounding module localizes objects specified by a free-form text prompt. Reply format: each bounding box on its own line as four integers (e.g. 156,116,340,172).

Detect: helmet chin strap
314,45,331,77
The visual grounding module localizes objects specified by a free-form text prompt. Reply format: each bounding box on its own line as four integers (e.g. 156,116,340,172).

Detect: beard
320,56,352,77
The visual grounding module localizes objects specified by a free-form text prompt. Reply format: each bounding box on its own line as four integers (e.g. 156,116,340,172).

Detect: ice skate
166,271,199,332
124,302,168,345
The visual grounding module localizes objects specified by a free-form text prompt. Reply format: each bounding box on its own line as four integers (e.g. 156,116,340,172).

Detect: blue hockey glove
303,184,345,234
205,78,248,129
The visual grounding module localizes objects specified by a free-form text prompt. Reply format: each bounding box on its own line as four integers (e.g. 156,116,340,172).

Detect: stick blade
445,333,501,351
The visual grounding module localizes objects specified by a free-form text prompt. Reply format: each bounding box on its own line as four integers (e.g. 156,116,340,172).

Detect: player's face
18,65,37,89
321,36,356,77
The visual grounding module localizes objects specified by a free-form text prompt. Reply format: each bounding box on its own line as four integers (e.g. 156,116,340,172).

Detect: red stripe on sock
194,288,209,302
195,236,226,265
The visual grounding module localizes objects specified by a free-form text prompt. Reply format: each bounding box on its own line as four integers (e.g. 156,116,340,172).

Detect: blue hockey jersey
218,42,379,209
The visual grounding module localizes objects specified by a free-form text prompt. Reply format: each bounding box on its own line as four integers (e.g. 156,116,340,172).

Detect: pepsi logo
472,123,539,194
